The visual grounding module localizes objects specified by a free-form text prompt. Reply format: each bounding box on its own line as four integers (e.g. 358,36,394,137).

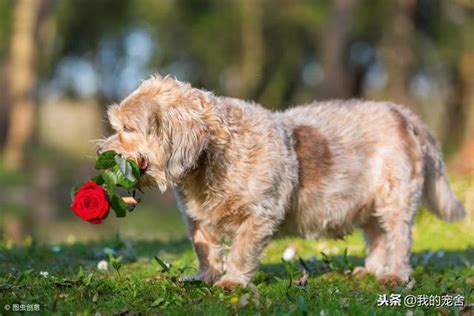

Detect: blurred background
0,0,472,245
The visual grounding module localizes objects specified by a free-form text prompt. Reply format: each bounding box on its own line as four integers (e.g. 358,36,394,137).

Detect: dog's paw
198,270,222,285
179,270,221,284
214,278,246,292
178,274,200,282
352,266,369,277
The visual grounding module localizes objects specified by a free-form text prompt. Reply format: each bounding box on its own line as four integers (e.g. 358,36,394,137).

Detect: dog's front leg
175,189,223,283
214,216,274,291
190,222,224,284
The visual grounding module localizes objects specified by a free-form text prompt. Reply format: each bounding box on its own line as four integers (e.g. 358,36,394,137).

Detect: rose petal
71,181,110,223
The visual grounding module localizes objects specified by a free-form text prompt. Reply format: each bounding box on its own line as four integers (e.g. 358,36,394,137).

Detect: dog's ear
107,104,122,131
164,106,208,181
146,107,160,135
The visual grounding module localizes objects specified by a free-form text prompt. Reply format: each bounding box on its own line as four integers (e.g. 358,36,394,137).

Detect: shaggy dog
98,75,465,290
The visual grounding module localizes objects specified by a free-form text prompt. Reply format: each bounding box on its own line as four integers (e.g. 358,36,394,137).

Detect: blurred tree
0,0,14,60
54,0,132,56
0,0,14,147
258,0,316,106
319,0,356,98
237,0,264,99
0,0,472,171
447,1,474,172
2,0,51,170
381,0,418,112
454,50,474,172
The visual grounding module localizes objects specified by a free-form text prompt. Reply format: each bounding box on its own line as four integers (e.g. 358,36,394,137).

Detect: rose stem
122,196,140,205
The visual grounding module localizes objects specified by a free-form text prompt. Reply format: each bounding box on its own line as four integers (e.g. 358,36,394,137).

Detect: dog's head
98,75,213,191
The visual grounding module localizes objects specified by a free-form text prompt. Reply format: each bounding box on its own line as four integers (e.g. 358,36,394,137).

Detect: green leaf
115,156,136,182
298,256,310,272
84,273,94,287
154,255,171,272
151,297,165,307
71,182,84,201
91,175,105,185
281,259,294,289
102,170,118,195
112,165,136,189
95,151,117,170
297,296,308,314
107,252,122,277
115,156,128,178
118,176,136,189
77,266,84,280
110,194,128,218
128,159,141,179
17,269,34,283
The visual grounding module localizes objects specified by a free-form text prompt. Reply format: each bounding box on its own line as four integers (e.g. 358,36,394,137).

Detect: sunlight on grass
0,175,472,314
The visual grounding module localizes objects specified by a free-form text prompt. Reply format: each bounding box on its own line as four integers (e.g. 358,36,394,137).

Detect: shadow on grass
258,247,473,280
0,236,193,275
1,236,472,279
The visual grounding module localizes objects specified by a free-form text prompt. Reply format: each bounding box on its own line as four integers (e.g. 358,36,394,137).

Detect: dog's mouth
138,156,149,173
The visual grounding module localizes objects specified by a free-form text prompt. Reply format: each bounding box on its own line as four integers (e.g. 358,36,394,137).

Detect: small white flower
282,246,296,262
97,260,109,271
39,271,49,278
51,245,61,253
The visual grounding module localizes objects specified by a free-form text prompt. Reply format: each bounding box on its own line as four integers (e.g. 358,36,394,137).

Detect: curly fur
98,75,465,289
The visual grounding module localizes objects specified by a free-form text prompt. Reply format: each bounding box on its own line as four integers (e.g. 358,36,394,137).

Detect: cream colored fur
98,75,465,290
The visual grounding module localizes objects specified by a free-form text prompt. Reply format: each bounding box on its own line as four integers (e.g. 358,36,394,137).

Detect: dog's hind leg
353,216,388,277
374,177,422,284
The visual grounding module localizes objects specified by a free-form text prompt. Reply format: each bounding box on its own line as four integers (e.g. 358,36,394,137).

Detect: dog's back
279,100,464,238
101,75,465,287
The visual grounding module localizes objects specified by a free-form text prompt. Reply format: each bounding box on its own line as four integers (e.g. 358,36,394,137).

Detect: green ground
0,176,473,315
0,212,472,315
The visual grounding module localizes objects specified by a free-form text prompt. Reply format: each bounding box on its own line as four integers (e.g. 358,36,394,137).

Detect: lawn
0,177,473,315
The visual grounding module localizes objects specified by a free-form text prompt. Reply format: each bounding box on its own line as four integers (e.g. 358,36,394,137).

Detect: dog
98,74,465,290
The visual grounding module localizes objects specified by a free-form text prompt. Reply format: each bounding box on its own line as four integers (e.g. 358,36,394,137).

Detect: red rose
71,181,110,224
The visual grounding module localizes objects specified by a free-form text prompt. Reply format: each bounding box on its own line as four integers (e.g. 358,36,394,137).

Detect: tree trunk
3,215,25,245
452,50,474,173
2,0,44,170
381,0,417,111
466,177,474,221
238,0,264,99
0,64,9,147
319,0,356,99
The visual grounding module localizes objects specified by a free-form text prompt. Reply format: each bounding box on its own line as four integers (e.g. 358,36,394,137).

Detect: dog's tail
400,107,465,222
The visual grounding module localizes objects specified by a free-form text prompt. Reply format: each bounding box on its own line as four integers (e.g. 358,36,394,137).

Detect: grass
0,210,472,315
0,174,473,315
